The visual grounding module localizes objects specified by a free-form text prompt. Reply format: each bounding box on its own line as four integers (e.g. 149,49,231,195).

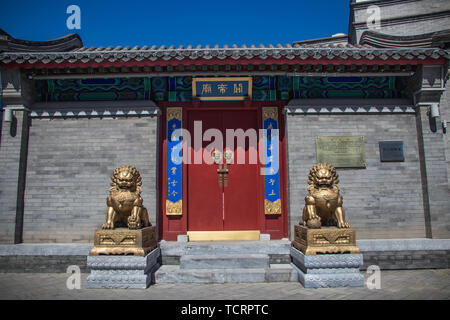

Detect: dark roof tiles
360,29,450,49
1,41,448,65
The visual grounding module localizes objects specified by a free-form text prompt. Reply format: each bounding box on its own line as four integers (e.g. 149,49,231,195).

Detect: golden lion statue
102,165,151,230
302,163,350,229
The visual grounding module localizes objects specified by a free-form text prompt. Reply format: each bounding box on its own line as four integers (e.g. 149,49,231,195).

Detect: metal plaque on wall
379,141,404,162
316,136,366,168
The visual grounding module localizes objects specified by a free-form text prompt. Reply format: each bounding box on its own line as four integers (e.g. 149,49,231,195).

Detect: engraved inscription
379,141,404,162
316,136,366,168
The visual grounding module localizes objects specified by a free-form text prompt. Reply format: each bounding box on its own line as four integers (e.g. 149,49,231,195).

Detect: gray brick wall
0,255,89,273
22,116,159,243
286,113,426,240
364,17,450,38
360,250,450,270
351,0,450,43
417,106,450,238
0,110,28,243
353,0,450,24
440,77,450,189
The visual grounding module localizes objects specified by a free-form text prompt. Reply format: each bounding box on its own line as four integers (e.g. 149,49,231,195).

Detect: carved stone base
292,225,360,255
89,226,157,256
87,247,161,289
290,246,364,288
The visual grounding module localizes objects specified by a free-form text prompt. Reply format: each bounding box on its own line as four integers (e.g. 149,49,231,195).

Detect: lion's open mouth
118,181,132,189
317,179,332,187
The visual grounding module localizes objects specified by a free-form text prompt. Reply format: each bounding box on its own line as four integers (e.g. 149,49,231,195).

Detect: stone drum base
290,246,364,288
86,247,161,289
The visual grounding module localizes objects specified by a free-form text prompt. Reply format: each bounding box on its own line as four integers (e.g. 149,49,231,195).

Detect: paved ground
0,269,449,300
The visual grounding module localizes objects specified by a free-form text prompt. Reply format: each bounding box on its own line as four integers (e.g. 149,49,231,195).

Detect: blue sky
0,0,350,47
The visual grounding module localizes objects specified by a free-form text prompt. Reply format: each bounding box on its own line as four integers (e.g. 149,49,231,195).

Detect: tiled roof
360,29,450,49
67,42,366,52
0,29,82,53
293,33,349,46
0,28,448,67
0,45,448,66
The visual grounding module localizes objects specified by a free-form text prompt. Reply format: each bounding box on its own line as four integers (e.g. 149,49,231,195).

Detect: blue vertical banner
263,107,282,215
166,107,183,215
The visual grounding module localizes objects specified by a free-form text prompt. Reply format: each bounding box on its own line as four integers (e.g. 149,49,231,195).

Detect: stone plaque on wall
316,136,366,168
379,141,404,162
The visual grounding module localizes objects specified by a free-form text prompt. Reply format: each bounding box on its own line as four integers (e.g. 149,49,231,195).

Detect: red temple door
187,109,259,231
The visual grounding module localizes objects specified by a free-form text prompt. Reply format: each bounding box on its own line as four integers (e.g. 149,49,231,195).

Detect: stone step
155,264,298,283
160,240,291,256
180,254,269,269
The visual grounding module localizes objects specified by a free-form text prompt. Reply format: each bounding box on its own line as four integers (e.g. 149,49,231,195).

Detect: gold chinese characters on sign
262,107,282,215
166,107,183,215
192,77,252,101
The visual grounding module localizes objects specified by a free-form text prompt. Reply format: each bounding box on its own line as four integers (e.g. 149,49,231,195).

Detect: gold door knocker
221,149,233,187
212,150,226,187
212,149,229,187
217,165,228,187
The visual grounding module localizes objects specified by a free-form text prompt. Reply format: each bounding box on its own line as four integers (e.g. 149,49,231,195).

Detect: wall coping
26,100,160,118
285,98,415,114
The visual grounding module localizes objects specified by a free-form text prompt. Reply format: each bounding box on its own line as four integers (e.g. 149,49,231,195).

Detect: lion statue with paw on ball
301,163,350,229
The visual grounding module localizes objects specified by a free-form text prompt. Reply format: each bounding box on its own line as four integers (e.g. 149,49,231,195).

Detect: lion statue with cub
102,165,151,230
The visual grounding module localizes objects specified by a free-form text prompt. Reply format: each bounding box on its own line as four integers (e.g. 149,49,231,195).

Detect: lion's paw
337,220,350,228
102,221,114,229
127,216,141,229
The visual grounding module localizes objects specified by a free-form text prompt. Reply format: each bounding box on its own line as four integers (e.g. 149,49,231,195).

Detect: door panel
187,110,223,231
187,109,259,231
223,111,259,230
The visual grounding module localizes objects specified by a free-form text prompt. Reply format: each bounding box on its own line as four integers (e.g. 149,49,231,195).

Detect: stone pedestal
292,225,360,255
86,247,161,289
290,246,364,288
89,226,157,256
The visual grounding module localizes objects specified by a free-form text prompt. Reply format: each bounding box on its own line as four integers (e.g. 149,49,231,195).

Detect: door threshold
187,230,260,241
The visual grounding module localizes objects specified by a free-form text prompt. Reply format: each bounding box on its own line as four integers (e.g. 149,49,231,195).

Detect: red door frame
158,100,288,241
